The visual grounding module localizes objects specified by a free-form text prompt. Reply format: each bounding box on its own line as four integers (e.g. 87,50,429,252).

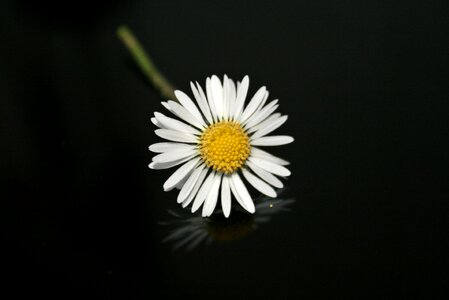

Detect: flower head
149,75,293,217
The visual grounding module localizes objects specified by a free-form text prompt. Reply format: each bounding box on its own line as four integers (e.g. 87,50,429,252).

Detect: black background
1,0,448,299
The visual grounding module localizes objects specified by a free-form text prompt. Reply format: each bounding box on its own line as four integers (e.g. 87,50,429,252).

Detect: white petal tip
148,144,162,152
173,90,183,98
281,136,294,144
163,182,173,191
268,192,277,198
181,200,188,208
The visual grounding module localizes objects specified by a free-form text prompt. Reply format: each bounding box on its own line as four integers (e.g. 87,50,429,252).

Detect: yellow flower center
199,121,251,174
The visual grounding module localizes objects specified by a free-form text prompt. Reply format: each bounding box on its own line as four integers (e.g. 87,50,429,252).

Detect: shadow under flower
159,189,294,251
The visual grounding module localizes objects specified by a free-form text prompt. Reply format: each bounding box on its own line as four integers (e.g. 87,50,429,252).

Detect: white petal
211,75,224,120
154,112,200,135
228,175,248,212
163,157,200,191
164,157,200,191
152,148,198,163
245,100,279,130
242,168,277,198
251,115,288,139
167,100,205,129
161,101,184,123
251,135,294,146
177,164,205,203
260,90,269,109
233,75,249,120
174,173,190,190
246,160,283,188
247,90,269,126
191,171,215,213
191,82,213,124
227,79,237,120
242,90,270,127
151,117,165,128
247,112,281,133
239,86,266,123
222,75,229,120
248,156,291,177
205,77,218,122
182,167,209,207
148,154,195,170
230,172,255,213
149,142,193,153
221,176,231,218
251,147,290,166
155,129,198,143
174,90,206,125
202,173,222,217
161,101,174,114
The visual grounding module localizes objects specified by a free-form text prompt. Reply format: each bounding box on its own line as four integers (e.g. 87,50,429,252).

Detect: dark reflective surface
2,0,448,299
160,192,294,251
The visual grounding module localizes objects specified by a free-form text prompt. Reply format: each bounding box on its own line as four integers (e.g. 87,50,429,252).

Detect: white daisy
149,75,294,218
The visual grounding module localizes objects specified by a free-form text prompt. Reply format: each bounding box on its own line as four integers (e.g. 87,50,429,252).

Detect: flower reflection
159,191,294,251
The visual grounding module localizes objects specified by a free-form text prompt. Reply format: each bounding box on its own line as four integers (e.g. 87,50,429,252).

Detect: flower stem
117,25,176,100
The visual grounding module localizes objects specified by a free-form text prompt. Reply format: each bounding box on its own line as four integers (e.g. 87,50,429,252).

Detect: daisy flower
149,75,293,218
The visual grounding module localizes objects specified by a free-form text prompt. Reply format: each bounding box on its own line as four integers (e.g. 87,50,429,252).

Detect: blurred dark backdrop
1,0,448,299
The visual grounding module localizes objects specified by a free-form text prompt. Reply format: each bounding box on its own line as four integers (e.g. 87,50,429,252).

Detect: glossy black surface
2,0,448,299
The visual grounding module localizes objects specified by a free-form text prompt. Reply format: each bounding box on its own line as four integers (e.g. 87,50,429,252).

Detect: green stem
117,25,176,100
